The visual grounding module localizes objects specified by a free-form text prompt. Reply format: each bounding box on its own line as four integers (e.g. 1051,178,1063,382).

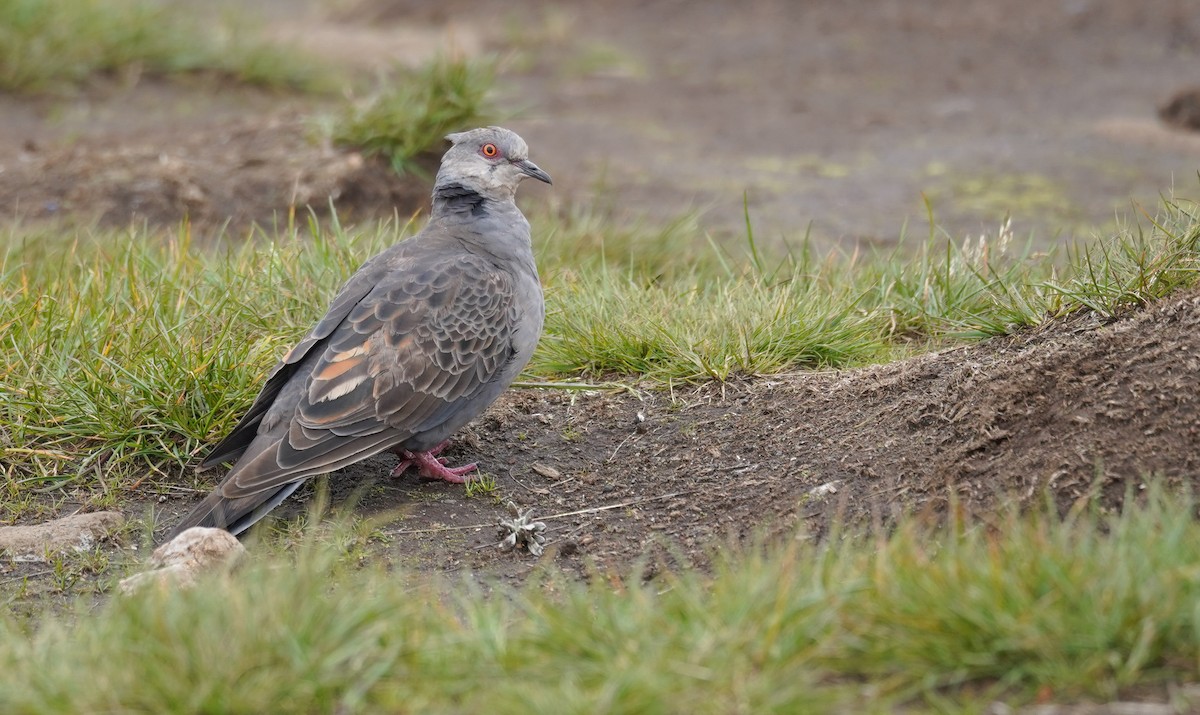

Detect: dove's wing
217,251,520,499
200,274,379,469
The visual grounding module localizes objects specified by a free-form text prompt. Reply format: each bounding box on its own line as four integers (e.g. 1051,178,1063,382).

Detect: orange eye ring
481,143,499,158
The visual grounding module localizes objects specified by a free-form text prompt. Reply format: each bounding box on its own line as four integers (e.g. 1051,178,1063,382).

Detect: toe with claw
390,441,478,483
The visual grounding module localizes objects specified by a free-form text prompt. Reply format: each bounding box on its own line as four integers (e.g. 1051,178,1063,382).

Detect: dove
166,126,550,540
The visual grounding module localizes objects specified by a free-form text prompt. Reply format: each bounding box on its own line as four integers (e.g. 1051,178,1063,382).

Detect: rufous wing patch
315,355,363,381
330,344,369,362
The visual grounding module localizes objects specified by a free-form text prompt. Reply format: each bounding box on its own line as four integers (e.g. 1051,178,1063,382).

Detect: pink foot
390,441,478,484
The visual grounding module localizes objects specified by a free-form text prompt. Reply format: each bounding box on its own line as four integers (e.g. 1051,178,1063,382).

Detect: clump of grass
831,490,1200,699
1048,206,1200,317
873,199,1200,338
536,199,1200,378
328,57,495,175
536,259,891,380
0,218,394,496
2,488,1199,712
0,0,327,93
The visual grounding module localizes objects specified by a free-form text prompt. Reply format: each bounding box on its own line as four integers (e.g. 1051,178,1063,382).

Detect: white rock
116,564,195,595
118,527,245,596
146,526,245,570
0,512,125,563
808,481,842,499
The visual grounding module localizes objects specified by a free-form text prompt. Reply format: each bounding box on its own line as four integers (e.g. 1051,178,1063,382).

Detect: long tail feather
163,481,304,542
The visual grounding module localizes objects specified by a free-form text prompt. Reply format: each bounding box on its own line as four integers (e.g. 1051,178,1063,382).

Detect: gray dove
166,126,551,540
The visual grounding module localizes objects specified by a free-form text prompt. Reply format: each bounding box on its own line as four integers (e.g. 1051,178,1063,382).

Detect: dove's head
435,126,552,201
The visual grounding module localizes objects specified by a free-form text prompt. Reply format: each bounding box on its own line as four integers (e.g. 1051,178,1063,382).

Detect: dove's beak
515,159,553,185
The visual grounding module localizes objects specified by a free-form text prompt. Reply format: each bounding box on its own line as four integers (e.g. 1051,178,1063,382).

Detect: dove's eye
481,143,499,158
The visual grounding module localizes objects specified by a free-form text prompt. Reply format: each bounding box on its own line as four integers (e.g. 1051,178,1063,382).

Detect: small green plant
0,483,56,523
46,552,77,593
328,56,495,175
76,547,110,579
42,546,112,594
463,472,499,500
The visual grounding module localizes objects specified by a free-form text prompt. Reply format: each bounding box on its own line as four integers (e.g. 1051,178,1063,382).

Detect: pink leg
390,441,478,484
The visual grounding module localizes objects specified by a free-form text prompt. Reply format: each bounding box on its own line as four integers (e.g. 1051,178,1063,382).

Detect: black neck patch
433,182,488,217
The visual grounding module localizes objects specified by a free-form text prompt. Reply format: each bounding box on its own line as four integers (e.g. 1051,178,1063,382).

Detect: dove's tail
163,480,305,543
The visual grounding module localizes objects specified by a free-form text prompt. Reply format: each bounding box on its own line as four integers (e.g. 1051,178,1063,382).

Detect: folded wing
216,253,519,500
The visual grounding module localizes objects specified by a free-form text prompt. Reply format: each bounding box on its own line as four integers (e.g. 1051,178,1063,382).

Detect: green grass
2,488,1199,712
1,199,1198,499
0,0,327,93
0,218,379,495
535,200,1200,378
326,57,496,175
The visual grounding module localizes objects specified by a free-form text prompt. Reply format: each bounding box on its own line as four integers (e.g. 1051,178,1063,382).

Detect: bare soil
0,83,433,231
2,0,1200,596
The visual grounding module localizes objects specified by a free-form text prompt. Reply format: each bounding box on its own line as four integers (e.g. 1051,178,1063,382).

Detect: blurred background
0,0,1197,248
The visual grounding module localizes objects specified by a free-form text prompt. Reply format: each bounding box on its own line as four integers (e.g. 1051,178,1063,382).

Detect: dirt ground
2,1,1200,591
